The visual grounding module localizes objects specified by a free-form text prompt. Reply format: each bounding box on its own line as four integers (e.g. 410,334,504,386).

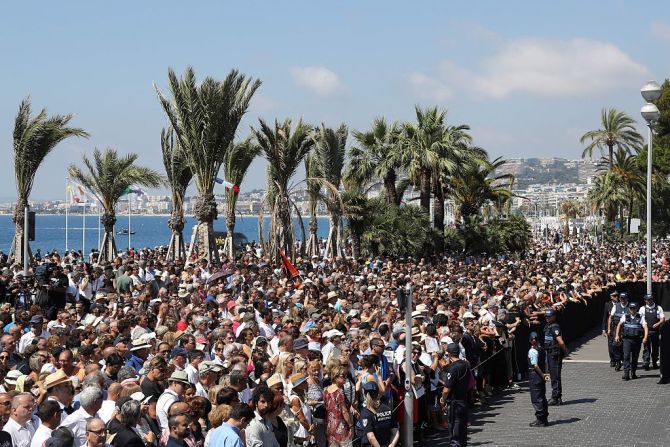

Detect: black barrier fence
510,282,670,381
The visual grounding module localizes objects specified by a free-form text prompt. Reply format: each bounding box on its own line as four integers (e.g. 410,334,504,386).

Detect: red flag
278,249,300,278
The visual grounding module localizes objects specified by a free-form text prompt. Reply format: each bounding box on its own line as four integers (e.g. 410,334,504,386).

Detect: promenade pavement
427,327,670,447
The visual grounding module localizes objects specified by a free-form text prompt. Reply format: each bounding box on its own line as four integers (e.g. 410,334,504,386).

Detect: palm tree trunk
225,212,236,260
166,209,186,261
188,192,220,265
99,211,118,262
327,213,340,258
420,168,431,212
619,204,625,236
384,171,399,206
274,193,293,264
433,178,445,253
351,231,362,259
10,198,30,265
609,144,614,169
627,196,633,235
307,214,318,257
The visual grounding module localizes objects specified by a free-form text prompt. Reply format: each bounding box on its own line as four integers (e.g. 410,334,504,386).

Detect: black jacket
110,423,145,447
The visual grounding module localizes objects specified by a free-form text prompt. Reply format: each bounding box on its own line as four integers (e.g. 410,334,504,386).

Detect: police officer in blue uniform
441,343,470,446
602,291,619,367
528,331,549,427
544,309,568,406
641,293,665,370
615,302,648,380
607,291,629,371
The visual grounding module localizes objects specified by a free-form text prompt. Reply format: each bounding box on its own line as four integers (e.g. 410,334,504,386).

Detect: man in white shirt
184,351,204,385
60,386,103,447
18,316,48,354
3,393,38,447
156,371,189,431
641,293,665,371
257,309,275,340
31,400,62,447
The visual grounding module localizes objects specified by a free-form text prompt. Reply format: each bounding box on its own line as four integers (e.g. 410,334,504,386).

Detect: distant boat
117,228,135,235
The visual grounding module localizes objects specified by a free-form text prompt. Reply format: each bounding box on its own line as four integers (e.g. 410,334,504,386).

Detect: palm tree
609,148,645,234
161,128,192,261
448,156,514,220
253,118,315,262
431,125,479,243
347,118,402,205
11,98,88,265
68,148,162,262
588,170,627,229
304,153,320,257
580,108,643,168
341,186,368,259
401,106,447,213
222,138,261,259
155,66,260,264
313,124,347,258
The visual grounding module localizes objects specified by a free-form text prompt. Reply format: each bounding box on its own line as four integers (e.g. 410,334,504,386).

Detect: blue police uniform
621,308,646,380
609,299,628,370
544,320,563,404
642,298,664,370
528,335,548,426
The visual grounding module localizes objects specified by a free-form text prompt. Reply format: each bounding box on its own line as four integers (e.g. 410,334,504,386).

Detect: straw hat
44,370,72,390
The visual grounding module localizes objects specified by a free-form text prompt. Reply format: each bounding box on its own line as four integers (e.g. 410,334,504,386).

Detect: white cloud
290,66,343,96
651,21,670,41
410,37,648,100
408,73,452,101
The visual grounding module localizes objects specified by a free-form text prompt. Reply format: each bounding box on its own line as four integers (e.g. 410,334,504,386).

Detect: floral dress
323,387,353,444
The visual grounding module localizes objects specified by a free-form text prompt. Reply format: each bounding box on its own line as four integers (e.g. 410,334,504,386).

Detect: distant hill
497,158,597,188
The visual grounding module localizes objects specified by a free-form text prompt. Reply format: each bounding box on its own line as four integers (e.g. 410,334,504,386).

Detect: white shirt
4,417,37,447
184,364,199,385
156,388,180,431
60,407,99,447
258,321,275,339
18,330,49,354
195,382,209,398
30,424,52,447
98,399,116,423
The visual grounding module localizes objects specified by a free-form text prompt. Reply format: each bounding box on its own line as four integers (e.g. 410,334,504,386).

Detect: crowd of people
0,236,665,447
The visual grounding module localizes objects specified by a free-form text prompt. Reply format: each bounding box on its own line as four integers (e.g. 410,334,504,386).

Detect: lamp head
641,103,660,123
641,80,662,103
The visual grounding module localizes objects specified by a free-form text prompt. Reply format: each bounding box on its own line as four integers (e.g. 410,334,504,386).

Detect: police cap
620,292,628,300
610,291,619,297
446,343,460,356
644,294,654,301
629,302,639,310
529,331,540,341
545,309,556,318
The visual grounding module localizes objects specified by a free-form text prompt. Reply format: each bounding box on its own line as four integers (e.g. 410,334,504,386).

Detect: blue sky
1,1,669,200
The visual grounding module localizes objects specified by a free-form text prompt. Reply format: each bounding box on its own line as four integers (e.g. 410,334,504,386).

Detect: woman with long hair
323,365,353,447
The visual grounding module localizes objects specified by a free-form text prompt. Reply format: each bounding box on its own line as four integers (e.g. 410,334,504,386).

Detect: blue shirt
208,422,243,447
126,354,144,373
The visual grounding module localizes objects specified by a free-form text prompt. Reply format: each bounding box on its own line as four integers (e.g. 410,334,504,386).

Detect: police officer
607,291,629,371
528,331,549,427
544,309,568,406
441,343,470,447
641,293,665,370
359,381,399,447
602,291,619,367
615,302,648,380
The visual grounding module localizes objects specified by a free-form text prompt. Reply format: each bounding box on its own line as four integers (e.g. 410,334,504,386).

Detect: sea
0,214,330,254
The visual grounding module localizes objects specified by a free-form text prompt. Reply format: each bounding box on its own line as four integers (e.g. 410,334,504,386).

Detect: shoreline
0,213,332,218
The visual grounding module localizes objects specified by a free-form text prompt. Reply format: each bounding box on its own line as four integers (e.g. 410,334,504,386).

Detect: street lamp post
641,80,662,295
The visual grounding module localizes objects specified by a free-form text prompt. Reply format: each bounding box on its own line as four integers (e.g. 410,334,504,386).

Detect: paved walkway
427,327,670,447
